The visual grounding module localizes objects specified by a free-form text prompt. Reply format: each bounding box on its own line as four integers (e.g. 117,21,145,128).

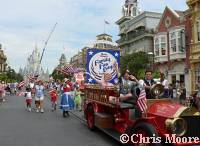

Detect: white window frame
197,21,200,42
154,37,160,56
169,28,185,54
154,34,167,57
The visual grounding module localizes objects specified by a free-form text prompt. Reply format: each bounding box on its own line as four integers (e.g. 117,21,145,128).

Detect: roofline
96,33,112,37
156,6,186,33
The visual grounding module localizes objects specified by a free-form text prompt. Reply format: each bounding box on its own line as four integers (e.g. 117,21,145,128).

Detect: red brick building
154,6,192,92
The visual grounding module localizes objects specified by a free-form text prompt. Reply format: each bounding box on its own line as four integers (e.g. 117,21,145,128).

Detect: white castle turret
23,45,49,81
25,45,41,75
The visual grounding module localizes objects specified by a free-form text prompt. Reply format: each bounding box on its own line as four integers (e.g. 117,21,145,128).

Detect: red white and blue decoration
86,48,120,85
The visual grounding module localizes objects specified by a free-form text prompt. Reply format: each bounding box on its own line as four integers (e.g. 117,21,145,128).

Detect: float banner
86,48,120,85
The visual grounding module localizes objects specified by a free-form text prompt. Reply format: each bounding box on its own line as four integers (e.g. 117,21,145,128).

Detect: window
170,32,176,52
197,21,200,42
161,36,167,55
154,35,167,56
154,38,159,56
178,30,185,52
169,29,185,53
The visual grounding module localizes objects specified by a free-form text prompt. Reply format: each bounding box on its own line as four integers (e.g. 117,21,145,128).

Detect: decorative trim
165,16,172,28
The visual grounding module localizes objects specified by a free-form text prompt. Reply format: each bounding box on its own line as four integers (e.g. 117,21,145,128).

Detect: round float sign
89,51,118,83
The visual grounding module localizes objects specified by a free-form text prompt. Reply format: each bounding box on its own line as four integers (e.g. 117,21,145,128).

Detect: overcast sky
0,0,188,73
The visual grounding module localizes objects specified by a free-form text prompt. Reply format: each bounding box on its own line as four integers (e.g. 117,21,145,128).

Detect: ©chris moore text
130,134,200,144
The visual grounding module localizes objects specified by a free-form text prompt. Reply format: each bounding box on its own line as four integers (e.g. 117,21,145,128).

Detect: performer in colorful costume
74,87,82,111
49,88,58,111
60,78,74,117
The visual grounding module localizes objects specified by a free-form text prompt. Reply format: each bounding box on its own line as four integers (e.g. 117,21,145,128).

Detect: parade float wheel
130,123,161,146
86,105,95,130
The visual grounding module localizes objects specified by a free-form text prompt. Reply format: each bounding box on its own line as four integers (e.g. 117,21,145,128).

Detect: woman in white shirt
35,81,45,113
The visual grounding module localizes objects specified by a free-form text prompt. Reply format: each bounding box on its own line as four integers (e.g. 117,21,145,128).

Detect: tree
51,69,65,81
120,52,149,78
120,51,160,79
0,68,23,83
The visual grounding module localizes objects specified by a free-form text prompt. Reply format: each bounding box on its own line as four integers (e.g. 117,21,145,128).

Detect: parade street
0,96,120,146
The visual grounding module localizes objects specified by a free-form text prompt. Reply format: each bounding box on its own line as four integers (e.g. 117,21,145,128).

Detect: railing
170,52,186,60
154,55,168,63
117,30,154,45
190,42,200,54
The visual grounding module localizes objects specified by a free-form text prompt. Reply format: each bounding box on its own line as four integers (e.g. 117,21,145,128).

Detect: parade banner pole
36,22,57,76
39,22,57,64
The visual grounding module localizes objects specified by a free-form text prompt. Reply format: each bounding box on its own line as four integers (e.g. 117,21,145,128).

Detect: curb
69,111,87,125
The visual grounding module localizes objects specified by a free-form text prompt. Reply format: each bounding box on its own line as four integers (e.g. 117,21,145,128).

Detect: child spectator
25,86,32,112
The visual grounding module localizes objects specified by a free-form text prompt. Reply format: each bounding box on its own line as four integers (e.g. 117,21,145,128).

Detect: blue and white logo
86,48,120,85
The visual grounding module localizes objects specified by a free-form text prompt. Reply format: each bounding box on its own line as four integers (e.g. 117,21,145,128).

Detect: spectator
143,69,156,99
159,72,169,98
179,82,186,104
35,80,45,113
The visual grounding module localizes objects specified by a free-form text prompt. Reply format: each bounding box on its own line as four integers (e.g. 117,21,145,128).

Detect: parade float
83,48,200,146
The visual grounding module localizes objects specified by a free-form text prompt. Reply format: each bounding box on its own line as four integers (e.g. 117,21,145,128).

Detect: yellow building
187,0,200,92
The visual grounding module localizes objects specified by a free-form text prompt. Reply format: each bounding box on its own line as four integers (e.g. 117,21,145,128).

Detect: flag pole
104,19,105,34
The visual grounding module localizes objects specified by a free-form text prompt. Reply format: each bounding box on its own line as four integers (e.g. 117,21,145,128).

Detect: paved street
0,95,121,146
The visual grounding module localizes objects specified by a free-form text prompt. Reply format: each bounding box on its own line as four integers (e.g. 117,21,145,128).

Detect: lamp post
148,52,154,70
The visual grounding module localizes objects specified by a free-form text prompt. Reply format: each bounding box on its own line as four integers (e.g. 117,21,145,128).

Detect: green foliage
0,69,23,83
51,69,65,81
152,70,160,79
120,52,149,78
137,69,146,79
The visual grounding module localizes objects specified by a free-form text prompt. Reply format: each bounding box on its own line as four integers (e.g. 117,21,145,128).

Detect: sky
0,0,188,73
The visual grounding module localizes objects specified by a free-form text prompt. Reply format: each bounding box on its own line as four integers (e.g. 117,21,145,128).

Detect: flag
16,92,25,96
105,20,110,25
64,65,75,73
17,81,25,88
27,75,36,81
56,68,68,75
137,89,147,113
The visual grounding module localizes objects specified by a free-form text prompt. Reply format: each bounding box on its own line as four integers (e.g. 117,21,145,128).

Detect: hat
64,78,69,82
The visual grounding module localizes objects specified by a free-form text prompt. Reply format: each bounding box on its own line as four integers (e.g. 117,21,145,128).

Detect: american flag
27,75,36,81
57,66,85,75
65,65,75,73
137,89,147,113
17,81,25,88
16,92,25,96
57,68,69,75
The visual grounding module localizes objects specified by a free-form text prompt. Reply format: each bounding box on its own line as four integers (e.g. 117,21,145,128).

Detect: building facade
154,6,192,92
187,0,200,92
57,53,68,69
116,0,162,55
70,33,118,68
0,44,7,73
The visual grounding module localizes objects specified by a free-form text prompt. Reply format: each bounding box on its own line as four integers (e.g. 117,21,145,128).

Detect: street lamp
148,52,154,70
